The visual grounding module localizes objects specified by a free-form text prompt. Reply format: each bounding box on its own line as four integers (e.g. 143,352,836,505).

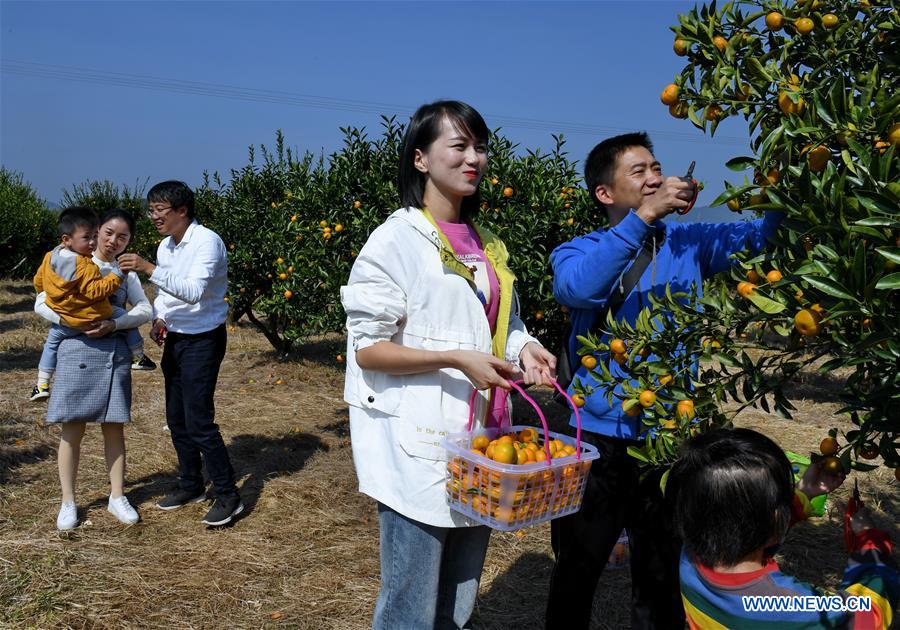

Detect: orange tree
0,168,56,279
197,121,597,354
576,0,898,482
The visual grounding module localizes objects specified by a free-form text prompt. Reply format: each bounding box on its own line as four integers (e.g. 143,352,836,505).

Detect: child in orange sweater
31,207,153,401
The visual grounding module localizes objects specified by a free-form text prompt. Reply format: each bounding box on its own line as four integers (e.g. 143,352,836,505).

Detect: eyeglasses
149,206,175,217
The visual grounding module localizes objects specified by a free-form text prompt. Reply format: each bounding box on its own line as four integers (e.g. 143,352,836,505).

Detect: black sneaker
132,355,157,371
30,384,50,401
201,494,244,526
156,488,207,511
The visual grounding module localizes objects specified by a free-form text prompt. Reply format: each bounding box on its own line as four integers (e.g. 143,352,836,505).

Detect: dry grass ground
0,278,897,629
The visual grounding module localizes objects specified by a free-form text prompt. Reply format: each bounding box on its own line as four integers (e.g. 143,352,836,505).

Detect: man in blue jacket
546,132,782,629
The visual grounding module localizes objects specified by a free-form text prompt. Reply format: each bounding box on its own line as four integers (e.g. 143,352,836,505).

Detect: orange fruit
472,435,490,451
673,38,689,56
705,104,724,121
766,270,783,283
516,448,529,465
571,393,585,408
737,281,757,298
535,311,544,320
353,200,361,209
676,399,695,421
746,269,761,284
502,186,514,198
888,123,900,147
498,435,514,444
820,437,839,456
622,400,642,417
660,83,680,106
581,355,597,370
803,145,830,172
794,17,814,35
518,428,538,444
859,444,878,459
283,290,293,299
319,220,328,228
778,91,805,115
669,103,689,119
726,198,741,212
662,419,677,430
639,390,657,408
821,456,842,474
336,354,344,363
822,13,838,29
713,36,728,52
794,308,822,337
613,353,628,366
766,11,784,31
534,450,547,462
492,442,517,464
334,224,344,232
659,374,674,387
276,257,284,264
279,272,288,280
609,339,627,355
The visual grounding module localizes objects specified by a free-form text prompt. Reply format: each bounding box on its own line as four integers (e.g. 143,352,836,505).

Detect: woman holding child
341,100,556,629
34,208,152,530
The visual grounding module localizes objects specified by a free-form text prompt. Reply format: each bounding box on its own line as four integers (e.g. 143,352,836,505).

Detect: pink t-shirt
436,220,507,427
436,220,500,331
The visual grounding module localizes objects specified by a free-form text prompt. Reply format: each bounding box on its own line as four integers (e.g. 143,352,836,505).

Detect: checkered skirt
46,334,132,424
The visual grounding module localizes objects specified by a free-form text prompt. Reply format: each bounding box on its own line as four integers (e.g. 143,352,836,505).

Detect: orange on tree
727,197,741,211
822,13,838,29
778,90,805,116
609,338,627,355
820,436,839,456
283,290,293,299
659,373,674,387
279,272,288,280
746,269,761,284
581,355,597,370
673,38,689,56
765,269,783,283
794,17,814,35
705,104,724,121
669,102,689,119
737,281,757,297
353,200,361,209
713,36,728,52
319,220,328,228
794,308,823,337
334,224,344,232
888,123,900,147
765,11,784,31
639,390,657,408
660,83,680,106
502,186,514,197
803,145,830,172
613,352,628,366
676,399,695,421
276,257,284,264
622,400,642,417
859,444,879,460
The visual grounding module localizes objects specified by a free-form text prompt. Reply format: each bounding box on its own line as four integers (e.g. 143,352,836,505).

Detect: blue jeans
373,503,491,630
39,308,143,372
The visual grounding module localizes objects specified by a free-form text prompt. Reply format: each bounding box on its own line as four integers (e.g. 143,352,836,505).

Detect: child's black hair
58,206,99,238
668,428,794,567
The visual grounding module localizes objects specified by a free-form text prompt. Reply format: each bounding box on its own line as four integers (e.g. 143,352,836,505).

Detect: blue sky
2,1,752,221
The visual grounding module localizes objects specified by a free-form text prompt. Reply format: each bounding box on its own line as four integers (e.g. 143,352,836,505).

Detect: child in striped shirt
669,428,898,629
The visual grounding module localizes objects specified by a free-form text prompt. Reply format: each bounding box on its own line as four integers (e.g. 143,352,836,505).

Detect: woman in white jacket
341,100,556,629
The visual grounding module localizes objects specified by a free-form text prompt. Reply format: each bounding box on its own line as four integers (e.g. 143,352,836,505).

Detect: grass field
1,279,897,629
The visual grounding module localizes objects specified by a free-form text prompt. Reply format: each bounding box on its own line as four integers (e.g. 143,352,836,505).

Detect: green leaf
626,446,651,463
659,467,671,495
746,292,787,313
803,276,858,301
725,156,757,172
875,247,900,264
875,273,900,290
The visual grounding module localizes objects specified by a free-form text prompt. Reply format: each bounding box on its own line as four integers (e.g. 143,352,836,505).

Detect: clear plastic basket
441,379,600,531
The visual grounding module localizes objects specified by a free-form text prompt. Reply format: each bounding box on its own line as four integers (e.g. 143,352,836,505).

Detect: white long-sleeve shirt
35,255,152,329
150,220,228,334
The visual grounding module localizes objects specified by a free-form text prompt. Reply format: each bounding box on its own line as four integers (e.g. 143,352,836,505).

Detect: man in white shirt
119,180,242,526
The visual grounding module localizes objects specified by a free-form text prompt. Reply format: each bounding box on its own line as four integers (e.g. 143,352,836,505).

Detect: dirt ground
1,279,897,629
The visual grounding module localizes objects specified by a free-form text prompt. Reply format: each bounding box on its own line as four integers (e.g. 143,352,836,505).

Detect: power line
2,60,749,147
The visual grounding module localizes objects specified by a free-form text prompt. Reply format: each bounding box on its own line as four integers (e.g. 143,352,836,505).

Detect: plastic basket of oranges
441,379,600,531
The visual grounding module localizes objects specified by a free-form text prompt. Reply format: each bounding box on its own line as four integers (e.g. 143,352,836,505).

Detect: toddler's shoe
30,384,50,401
57,501,78,531
107,495,140,525
132,355,157,371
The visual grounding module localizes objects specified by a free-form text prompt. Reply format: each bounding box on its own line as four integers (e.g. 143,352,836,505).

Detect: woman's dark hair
398,100,489,222
99,208,136,246
584,132,654,208
668,428,794,568
147,180,195,219
58,206,99,237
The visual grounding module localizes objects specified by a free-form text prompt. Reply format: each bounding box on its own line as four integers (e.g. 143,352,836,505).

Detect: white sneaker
57,501,78,530
107,495,139,525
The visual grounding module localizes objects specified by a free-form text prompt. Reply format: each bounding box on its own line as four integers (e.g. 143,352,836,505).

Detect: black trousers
162,324,237,498
545,433,684,630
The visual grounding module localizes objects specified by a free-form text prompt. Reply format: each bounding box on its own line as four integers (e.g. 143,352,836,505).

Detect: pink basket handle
466,379,584,463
